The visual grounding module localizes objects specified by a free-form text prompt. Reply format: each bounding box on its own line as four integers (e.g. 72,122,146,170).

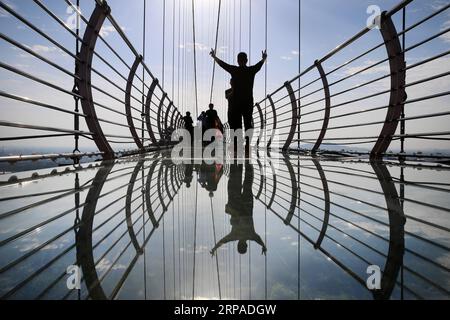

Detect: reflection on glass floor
0,151,449,300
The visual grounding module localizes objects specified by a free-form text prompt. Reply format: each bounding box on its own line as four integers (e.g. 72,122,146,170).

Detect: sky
0,0,449,154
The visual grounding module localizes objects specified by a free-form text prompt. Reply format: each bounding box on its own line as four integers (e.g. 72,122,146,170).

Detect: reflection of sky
0,0,449,153
0,153,449,299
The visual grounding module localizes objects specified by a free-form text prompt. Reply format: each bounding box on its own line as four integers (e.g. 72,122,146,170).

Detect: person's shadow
211,161,267,256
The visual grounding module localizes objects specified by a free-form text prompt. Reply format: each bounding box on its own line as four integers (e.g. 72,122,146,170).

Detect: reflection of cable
192,177,198,300
210,195,222,299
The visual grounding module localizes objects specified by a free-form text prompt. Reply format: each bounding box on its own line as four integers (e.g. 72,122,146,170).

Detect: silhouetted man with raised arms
210,49,267,155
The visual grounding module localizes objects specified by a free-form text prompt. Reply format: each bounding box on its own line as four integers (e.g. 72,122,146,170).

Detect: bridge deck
0,151,449,300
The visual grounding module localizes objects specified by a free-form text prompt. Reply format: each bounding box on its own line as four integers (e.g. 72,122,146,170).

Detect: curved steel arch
157,93,168,142
282,82,299,151
255,103,265,147
164,102,173,133
267,95,277,149
311,61,331,154
371,12,407,158
144,79,159,145
76,2,114,159
125,56,145,150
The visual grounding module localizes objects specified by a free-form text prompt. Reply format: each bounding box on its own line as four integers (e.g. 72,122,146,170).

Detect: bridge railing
0,0,183,166
253,0,450,159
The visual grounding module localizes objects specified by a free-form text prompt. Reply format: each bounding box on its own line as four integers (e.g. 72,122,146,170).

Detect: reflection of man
210,161,267,256
183,164,193,188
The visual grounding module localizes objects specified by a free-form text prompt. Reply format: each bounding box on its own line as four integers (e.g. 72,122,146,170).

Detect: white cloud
99,25,116,37
30,45,57,53
281,56,293,61
430,0,450,10
0,1,16,18
291,50,300,56
440,19,450,43
343,59,390,76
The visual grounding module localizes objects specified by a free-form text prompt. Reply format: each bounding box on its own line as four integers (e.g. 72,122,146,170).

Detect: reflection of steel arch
311,157,330,249
76,162,113,300
76,157,184,299
250,154,404,300
371,161,405,300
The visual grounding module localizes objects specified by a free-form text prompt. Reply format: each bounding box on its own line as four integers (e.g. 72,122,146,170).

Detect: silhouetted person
210,161,267,256
206,103,218,130
210,49,267,153
183,111,194,144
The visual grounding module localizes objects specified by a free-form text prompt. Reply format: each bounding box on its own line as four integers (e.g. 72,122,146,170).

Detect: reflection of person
183,164,193,188
198,162,223,197
210,161,267,256
210,49,267,153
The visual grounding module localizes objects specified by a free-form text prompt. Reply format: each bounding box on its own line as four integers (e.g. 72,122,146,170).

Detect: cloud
291,50,300,56
0,1,16,18
440,19,450,43
342,59,390,76
430,0,450,10
281,56,293,61
99,25,116,37
30,45,57,53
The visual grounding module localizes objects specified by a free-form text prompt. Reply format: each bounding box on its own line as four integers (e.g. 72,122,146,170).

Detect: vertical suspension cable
210,196,222,299
297,0,302,300
264,0,268,300
209,0,222,104
172,0,176,100
162,0,166,89
239,0,242,52
248,0,251,63
141,1,147,300
192,178,198,300
191,0,199,116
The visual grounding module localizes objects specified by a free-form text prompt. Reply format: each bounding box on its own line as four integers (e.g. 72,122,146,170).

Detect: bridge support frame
312,60,331,153
76,2,114,159
267,95,277,149
371,11,407,158
145,79,159,144
283,82,299,151
157,93,168,143
125,55,144,150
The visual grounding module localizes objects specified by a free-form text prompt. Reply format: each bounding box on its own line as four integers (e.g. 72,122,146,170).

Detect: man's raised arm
210,49,234,74
252,50,268,74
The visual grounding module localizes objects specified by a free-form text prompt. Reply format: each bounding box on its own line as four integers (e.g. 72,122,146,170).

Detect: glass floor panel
0,151,449,300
